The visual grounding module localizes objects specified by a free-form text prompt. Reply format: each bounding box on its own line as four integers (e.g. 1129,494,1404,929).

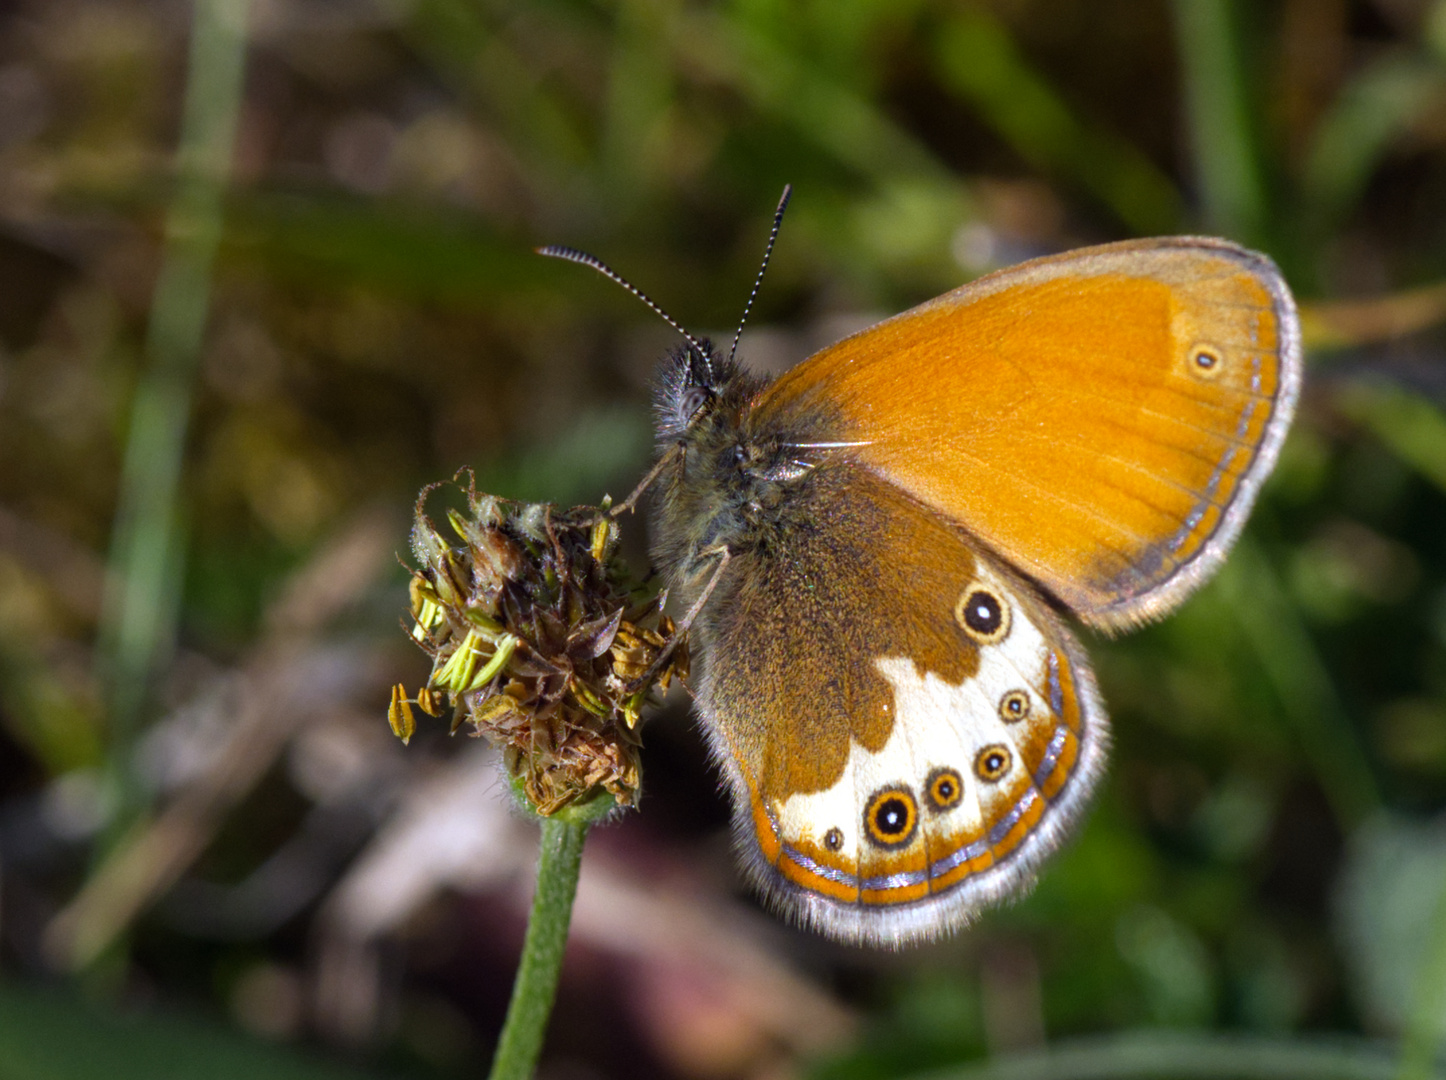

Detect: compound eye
680,386,711,418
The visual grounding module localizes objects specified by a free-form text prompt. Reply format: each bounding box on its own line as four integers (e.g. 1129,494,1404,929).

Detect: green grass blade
933,8,1182,236
98,0,251,822
1170,0,1267,241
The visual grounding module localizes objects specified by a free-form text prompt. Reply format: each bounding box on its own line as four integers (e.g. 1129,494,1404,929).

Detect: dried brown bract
391,473,686,816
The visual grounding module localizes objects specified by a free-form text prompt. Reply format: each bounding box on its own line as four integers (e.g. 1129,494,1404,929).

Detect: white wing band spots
987,787,1039,846
1033,725,1071,788
777,716,1076,897
861,868,929,891
785,848,858,887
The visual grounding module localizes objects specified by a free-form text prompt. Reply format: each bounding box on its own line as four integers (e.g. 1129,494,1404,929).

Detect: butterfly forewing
754,238,1302,628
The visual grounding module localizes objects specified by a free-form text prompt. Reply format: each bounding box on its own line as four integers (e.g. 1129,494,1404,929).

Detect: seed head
392,473,686,816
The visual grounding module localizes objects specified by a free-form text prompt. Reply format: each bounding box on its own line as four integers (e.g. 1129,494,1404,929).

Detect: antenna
535,244,710,373
728,184,792,367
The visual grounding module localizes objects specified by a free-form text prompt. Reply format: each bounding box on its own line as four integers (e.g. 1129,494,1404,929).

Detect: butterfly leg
625,543,730,693
609,443,685,519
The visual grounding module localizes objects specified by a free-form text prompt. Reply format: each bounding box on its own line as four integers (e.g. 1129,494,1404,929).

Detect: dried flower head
391,473,686,816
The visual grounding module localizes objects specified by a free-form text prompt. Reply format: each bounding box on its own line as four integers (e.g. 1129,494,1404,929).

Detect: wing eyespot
863,786,919,850
1189,345,1223,379
974,744,1013,783
823,827,844,852
956,585,1011,644
925,767,964,814
999,690,1031,724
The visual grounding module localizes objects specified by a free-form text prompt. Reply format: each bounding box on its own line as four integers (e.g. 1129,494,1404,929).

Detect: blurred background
3,0,1446,1077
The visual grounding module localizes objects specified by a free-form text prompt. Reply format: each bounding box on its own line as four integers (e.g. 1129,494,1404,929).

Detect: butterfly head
654,183,795,455
650,337,790,582
653,338,771,443
654,339,720,444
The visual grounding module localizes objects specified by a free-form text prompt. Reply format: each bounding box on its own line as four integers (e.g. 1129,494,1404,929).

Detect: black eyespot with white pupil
964,592,1001,633
823,827,844,851
925,767,964,813
999,690,1030,723
863,786,918,849
1191,346,1224,379
975,744,1012,783
956,584,1011,643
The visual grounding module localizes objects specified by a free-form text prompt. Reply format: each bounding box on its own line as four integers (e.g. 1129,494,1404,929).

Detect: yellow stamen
465,632,519,691
436,630,484,690
388,684,416,744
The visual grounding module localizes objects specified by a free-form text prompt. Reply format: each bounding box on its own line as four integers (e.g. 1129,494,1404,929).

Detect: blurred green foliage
6,0,1446,1078
0,980,388,1080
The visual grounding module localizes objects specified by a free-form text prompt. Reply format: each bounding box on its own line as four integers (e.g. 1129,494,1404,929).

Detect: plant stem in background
98,0,249,827
488,815,590,1080
1220,538,1381,829
933,7,1182,237
1395,867,1446,1080
1170,0,1267,244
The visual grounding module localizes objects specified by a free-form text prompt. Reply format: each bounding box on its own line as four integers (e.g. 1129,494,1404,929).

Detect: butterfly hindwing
689,462,1107,945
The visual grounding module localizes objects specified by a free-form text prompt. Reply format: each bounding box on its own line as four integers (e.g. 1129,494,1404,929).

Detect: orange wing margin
754,238,1302,628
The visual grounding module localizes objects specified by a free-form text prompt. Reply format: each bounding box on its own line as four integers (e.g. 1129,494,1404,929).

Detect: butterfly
542,188,1301,946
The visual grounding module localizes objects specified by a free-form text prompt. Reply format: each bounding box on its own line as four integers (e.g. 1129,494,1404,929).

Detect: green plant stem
1396,864,1446,1080
1220,537,1380,829
488,816,589,1080
1170,0,1266,243
934,8,1181,236
99,0,249,824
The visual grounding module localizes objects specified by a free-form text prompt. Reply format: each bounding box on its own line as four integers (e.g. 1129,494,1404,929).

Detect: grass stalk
487,814,591,1080
1170,0,1267,242
98,0,249,821
1395,864,1446,1080
1219,536,1380,828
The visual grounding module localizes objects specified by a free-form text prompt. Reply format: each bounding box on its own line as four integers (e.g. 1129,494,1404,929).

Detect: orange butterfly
544,188,1300,945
